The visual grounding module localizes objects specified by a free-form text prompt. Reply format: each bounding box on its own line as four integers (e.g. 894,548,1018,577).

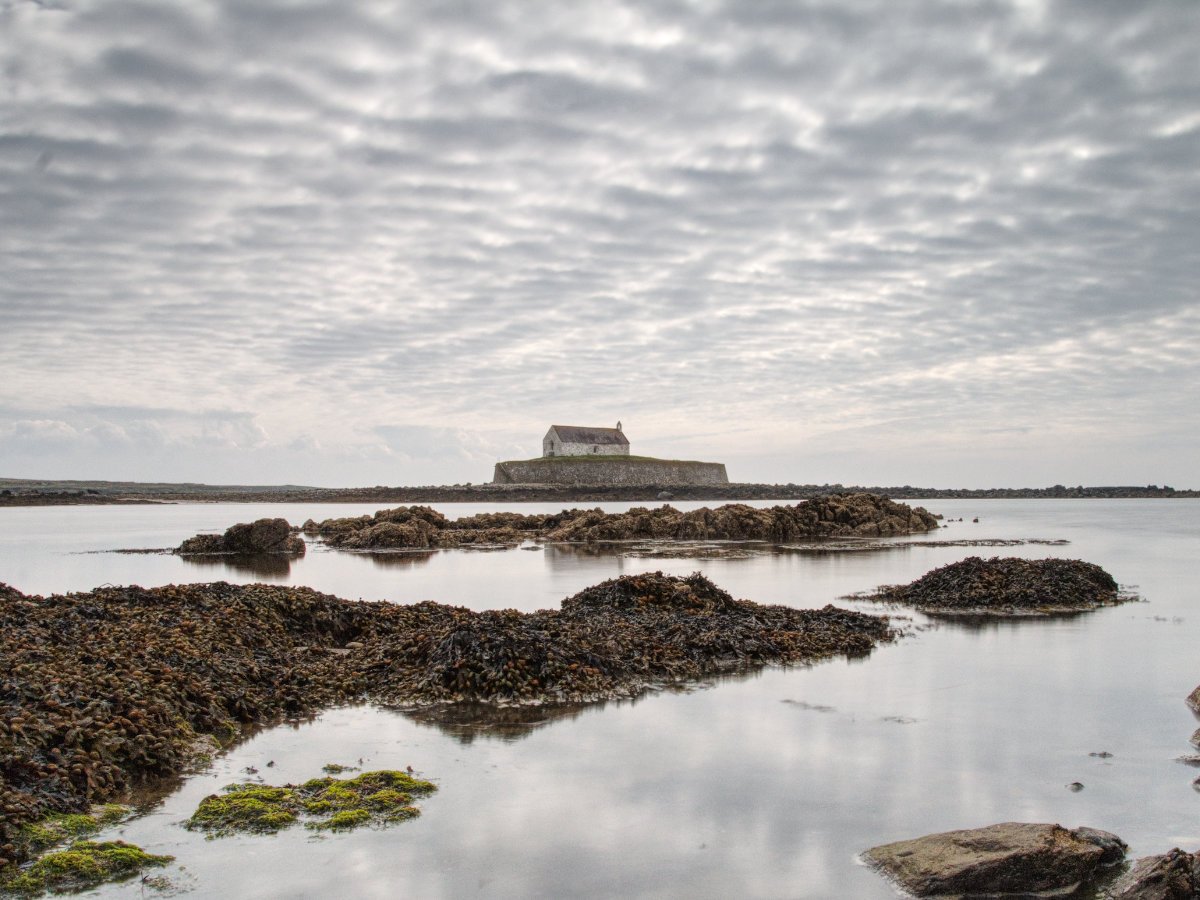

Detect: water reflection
178,553,295,577
4,500,1199,898
399,701,592,743
364,550,437,569
917,610,1103,631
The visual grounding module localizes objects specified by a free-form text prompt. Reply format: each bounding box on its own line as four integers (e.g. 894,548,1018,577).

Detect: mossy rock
186,770,436,837
1,840,172,895
15,806,131,857
186,786,300,837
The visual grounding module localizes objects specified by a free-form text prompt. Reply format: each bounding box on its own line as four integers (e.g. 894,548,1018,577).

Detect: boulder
1108,848,1200,899
176,518,305,556
863,822,1126,897
222,518,296,553
1187,685,1200,713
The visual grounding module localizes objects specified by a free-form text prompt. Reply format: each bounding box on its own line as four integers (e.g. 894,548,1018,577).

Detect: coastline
1,478,1196,506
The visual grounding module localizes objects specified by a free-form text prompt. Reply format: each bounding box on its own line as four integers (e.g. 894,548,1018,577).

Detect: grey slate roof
548,425,629,445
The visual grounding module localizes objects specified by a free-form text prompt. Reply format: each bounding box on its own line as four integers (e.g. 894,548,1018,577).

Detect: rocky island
301,493,941,550
493,423,728,486
863,555,1128,616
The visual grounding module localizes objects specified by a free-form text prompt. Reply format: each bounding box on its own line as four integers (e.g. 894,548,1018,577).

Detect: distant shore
0,478,1194,506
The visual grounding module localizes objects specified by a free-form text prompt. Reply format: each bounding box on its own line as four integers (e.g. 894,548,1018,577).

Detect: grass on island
185,770,437,838
500,454,717,465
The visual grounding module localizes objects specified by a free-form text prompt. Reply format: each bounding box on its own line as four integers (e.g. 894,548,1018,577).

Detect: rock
1190,728,1200,749
862,822,1126,897
864,556,1126,615
1108,848,1200,899
222,518,297,553
1187,685,1200,714
657,491,673,500
176,518,305,556
176,534,226,554
305,494,940,550
1067,781,1085,791
543,493,940,543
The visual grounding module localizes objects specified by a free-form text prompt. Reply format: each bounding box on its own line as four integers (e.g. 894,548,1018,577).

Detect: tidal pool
2,499,1197,898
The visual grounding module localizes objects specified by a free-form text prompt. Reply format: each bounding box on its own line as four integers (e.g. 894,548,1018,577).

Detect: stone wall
545,440,629,457
493,457,729,486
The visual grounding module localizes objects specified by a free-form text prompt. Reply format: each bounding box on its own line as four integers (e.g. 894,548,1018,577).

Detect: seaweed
185,771,436,837
1,841,171,895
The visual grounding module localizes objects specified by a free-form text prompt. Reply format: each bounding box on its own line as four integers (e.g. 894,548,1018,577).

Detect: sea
1,498,1197,898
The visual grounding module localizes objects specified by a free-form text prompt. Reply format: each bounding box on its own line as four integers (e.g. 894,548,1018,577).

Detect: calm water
2,499,1198,898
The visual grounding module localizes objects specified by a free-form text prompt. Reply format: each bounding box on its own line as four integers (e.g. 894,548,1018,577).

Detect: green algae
186,786,299,836
321,762,358,774
185,770,436,837
314,809,373,831
1,840,172,895
15,805,131,857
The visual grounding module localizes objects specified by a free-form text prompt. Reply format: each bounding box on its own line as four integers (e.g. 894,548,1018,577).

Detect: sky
1,0,1197,489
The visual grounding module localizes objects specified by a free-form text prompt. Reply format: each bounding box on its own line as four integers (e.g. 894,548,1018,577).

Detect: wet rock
177,517,305,556
302,494,939,551
864,556,1126,615
1187,685,1200,714
311,505,539,549
863,822,1126,897
544,493,939,543
1108,848,1200,899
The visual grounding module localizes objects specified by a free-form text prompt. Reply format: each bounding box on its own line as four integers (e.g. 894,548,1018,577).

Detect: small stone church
543,422,630,457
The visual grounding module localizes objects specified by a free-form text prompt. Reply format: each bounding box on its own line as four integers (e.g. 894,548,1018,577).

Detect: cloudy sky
2,0,1197,488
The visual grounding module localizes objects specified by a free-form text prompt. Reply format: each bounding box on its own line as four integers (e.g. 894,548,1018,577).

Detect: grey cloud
0,0,1197,486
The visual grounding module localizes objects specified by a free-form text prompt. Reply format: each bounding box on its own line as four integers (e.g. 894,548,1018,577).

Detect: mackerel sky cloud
2,0,1197,487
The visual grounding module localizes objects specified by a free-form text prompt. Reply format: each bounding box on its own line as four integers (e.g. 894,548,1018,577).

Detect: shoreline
1,479,1196,507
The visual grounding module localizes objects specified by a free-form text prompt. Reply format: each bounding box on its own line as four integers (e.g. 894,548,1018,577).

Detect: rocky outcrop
176,518,305,556
0,573,891,874
543,493,939,542
304,494,940,551
866,556,1125,615
309,506,553,549
1108,848,1200,898
1187,685,1200,714
863,822,1126,897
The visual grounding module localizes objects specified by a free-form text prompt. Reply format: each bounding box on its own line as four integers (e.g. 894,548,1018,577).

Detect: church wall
493,458,728,485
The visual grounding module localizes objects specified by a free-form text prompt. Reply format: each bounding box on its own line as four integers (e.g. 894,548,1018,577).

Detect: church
542,423,630,457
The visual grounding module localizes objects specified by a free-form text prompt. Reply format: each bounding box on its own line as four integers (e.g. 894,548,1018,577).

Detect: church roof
548,425,629,445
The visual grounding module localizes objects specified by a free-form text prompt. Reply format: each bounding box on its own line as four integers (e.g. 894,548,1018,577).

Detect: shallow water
2,499,1198,898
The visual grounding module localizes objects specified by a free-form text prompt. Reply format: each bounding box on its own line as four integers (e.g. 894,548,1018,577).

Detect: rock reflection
364,551,437,569
178,553,294,577
398,701,592,743
918,610,1100,629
